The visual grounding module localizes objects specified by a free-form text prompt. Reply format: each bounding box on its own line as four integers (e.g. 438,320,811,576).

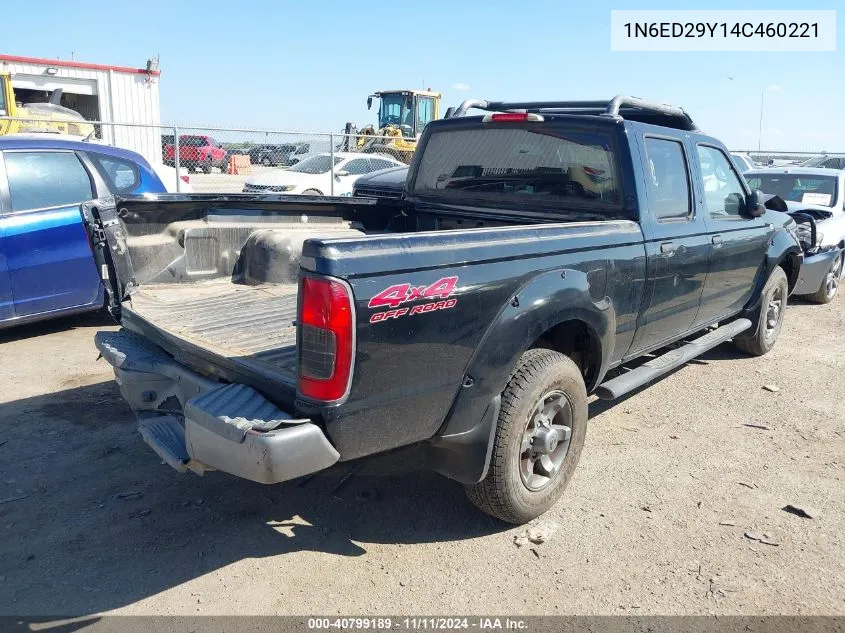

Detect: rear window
745,173,838,208
413,124,622,211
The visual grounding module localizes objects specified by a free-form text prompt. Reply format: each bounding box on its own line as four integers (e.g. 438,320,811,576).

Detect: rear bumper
793,248,842,296
94,329,339,484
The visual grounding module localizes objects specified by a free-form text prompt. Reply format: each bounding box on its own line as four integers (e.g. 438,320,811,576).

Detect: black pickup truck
88,96,803,524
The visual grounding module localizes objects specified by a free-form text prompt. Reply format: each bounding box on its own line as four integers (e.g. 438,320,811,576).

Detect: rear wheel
261,156,271,166
734,266,788,356
808,252,842,304
466,348,588,524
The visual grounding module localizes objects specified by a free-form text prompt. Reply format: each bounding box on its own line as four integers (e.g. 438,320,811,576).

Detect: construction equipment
0,73,95,137
341,89,441,163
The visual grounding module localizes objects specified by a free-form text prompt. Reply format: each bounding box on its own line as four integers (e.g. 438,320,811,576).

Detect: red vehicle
163,135,227,174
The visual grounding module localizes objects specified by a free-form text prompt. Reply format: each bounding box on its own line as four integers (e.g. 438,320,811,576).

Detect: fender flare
425,268,615,484
743,228,803,322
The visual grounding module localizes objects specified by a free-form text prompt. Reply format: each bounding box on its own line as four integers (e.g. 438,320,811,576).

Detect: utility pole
757,91,764,153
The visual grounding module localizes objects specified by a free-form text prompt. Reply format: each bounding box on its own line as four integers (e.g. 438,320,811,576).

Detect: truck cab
367,89,441,139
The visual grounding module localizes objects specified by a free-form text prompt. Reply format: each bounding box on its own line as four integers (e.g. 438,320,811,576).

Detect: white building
0,54,163,162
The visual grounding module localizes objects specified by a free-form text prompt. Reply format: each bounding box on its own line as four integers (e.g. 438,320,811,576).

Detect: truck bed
125,280,299,385
91,196,378,399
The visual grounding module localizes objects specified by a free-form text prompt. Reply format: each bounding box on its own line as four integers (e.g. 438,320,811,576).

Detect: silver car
745,167,845,303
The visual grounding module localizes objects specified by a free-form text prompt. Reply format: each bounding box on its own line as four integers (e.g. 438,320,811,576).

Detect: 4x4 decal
368,276,458,323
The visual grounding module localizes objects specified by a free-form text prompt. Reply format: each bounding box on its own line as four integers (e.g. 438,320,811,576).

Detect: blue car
0,136,167,329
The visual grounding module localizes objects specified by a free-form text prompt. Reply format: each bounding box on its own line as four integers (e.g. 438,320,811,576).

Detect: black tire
261,156,271,166
734,266,788,356
808,252,842,304
201,161,213,174
466,348,588,524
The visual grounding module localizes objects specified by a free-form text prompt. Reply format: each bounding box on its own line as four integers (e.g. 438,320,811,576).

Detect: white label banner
611,10,836,52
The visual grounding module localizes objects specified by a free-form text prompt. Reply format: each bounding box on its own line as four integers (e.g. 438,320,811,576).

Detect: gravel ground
0,298,843,616
187,164,274,193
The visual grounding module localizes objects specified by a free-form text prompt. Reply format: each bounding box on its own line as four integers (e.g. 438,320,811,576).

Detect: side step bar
595,319,752,400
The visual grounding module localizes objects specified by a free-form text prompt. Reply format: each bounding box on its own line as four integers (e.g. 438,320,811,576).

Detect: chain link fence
2,115,844,195
0,117,410,194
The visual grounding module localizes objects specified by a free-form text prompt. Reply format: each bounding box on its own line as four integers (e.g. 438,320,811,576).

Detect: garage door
11,74,98,96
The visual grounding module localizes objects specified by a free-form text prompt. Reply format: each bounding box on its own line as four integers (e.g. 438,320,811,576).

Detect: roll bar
447,95,698,131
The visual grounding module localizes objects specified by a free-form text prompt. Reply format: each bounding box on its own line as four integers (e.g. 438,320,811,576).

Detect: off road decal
368,276,458,324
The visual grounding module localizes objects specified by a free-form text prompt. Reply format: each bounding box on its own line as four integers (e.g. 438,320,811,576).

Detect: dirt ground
0,298,843,617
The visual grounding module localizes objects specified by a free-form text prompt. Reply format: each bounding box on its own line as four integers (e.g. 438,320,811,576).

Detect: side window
417,97,435,132
697,145,746,218
4,151,94,212
643,137,691,221
371,159,395,171
90,153,140,193
344,159,371,175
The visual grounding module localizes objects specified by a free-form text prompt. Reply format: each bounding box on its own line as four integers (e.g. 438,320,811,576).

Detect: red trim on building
0,54,160,76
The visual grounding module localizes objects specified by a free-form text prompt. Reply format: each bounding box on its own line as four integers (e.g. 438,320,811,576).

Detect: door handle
711,235,723,247
660,242,677,254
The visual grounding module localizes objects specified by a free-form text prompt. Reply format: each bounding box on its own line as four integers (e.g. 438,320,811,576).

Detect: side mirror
745,189,766,218
335,170,350,178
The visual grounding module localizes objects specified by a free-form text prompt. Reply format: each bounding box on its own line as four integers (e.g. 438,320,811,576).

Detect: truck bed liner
126,280,298,383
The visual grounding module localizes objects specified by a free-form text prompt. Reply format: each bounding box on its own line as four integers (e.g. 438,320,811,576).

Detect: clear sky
2,0,842,151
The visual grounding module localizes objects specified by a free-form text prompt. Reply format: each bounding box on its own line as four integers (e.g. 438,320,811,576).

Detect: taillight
482,112,544,123
298,276,355,402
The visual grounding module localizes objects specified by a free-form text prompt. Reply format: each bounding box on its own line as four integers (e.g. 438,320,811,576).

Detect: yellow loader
0,72,95,137
342,89,441,163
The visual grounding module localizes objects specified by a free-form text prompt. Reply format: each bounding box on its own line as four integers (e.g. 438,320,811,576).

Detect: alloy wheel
519,390,573,491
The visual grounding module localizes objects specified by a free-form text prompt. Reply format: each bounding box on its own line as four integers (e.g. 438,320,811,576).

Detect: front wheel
466,348,588,524
808,252,842,304
734,266,788,356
